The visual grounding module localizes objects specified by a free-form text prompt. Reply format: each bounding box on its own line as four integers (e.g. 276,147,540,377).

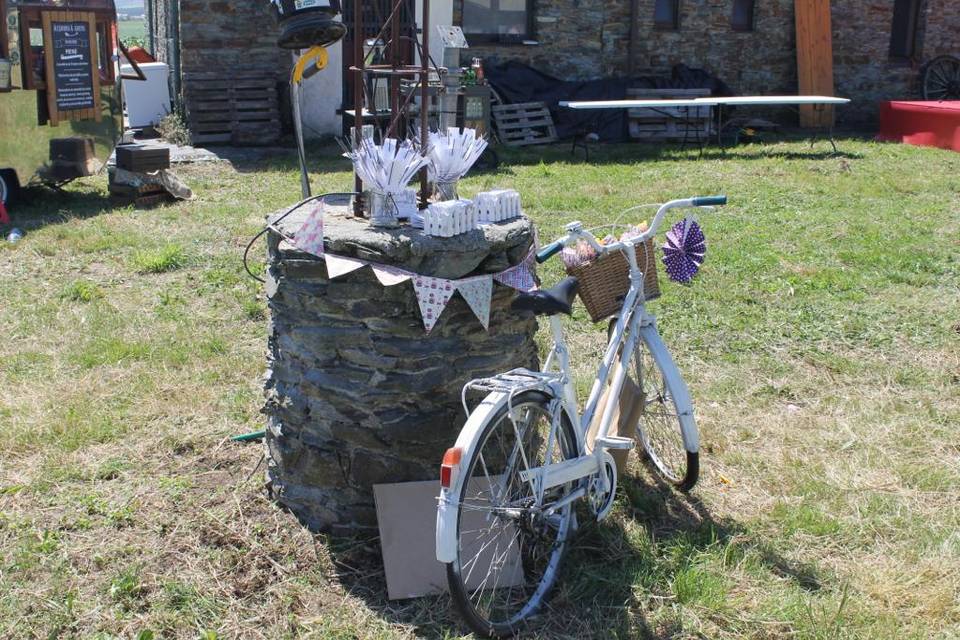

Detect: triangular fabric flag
324,254,366,279
371,263,413,287
412,275,456,332
292,201,325,257
457,276,493,330
494,252,537,293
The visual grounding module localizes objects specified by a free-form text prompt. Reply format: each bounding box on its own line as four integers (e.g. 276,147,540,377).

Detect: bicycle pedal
595,436,635,451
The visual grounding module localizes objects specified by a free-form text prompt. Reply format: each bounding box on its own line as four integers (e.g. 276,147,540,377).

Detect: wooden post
795,0,835,129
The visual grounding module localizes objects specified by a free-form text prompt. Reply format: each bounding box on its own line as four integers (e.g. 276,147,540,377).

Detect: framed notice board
41,11,101,125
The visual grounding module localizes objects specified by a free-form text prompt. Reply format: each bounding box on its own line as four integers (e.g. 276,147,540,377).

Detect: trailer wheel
0,170,20,206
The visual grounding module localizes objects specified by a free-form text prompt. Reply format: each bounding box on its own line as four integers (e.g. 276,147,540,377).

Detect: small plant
121,36,147,49
61,279,104,302
133,244,187,274
242,297,267,321
109,566,146,608
157,108,192,147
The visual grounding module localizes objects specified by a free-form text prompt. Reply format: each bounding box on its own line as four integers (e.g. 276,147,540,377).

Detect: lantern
270,0,347,50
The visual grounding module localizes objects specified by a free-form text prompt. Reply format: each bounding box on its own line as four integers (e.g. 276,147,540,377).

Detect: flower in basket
561,240,598,269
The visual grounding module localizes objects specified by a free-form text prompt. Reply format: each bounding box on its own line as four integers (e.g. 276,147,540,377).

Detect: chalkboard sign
50,20,95,111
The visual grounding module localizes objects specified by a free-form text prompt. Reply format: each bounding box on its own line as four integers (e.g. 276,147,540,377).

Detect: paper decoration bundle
423,199,478,238
475,189,521,223
344,137,429,194
424,127,489,184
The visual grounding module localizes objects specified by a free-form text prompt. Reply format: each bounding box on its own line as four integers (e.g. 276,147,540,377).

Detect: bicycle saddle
511,277,579,316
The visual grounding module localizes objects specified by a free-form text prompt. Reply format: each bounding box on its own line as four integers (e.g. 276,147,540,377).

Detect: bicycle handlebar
536,195,726,264
692,195,727,207
536,241,564,264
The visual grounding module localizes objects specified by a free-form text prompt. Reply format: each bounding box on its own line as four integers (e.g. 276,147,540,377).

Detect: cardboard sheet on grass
374,479,522,600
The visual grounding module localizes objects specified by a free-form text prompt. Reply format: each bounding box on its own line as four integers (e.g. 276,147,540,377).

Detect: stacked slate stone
262,205,540,534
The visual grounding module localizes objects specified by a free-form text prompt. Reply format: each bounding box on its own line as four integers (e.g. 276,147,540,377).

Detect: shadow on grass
316,464,823,639
3,185,120,234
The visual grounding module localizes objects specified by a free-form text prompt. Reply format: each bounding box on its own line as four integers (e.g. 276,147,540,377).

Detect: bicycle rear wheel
446,391,579,638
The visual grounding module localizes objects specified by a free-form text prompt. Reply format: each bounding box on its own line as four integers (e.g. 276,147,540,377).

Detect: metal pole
389,0,401,132
352,0,364,216
291,52,311,200
418,0,430,208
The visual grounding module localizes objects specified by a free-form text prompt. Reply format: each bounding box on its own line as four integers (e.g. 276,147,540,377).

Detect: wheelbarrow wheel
923,55,960,101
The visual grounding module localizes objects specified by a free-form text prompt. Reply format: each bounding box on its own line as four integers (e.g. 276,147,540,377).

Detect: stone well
262,203,539,534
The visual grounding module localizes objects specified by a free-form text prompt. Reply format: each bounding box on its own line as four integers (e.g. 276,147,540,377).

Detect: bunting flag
457,276,494,330
493,252,537,293
292,202,325,256
271,201,538,331
371,264,413,287
324,254,366,279
412,275,456,333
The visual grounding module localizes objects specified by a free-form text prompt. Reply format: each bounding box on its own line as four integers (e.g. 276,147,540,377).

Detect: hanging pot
271,0,347,50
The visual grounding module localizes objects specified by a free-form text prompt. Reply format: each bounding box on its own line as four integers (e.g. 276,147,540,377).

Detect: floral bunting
457,276,494,330
292,202,325,257
281,205,537,330
493,252,537,293
412,275,456,333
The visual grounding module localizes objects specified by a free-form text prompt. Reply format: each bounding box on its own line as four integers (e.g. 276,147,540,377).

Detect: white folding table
559,95,851,153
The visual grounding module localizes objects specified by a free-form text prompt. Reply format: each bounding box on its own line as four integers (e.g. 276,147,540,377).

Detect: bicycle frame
437,197,719,563
523,241,655,498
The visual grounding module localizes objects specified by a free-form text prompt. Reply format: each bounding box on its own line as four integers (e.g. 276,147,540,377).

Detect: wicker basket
565,238,660,323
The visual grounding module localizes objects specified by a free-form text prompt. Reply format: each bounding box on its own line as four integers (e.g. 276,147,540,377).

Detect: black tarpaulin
483,60,732,142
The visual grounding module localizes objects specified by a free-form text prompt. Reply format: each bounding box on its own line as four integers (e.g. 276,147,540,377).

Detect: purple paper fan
662,218,706,283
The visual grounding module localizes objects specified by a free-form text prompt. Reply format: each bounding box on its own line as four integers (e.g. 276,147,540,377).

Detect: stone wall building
146,0,958,141
461,0,959,123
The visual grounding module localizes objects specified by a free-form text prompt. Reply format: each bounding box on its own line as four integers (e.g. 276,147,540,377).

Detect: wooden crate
183,73,281,146
627,88,713,142
491,102,558,147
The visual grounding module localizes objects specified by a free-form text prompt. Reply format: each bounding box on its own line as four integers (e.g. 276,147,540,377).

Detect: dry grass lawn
1,138,958,639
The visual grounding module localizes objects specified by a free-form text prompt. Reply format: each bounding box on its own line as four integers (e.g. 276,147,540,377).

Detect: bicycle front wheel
611,319,699,491
632,327,699,490
446,391,579,638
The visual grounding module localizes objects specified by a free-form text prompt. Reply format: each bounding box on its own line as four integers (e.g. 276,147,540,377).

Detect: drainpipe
628,0,639,75
169,0,182,104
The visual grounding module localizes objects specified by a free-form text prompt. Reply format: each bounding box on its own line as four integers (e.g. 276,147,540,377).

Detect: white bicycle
435,195,726,637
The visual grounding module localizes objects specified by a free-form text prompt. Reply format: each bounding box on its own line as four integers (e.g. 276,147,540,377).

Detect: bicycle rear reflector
440,447,462,488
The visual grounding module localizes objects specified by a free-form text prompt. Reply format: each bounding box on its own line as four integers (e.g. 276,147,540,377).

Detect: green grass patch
61,279,104,302
132,244,188,274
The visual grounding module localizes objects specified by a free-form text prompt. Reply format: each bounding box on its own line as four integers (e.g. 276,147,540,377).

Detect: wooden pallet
627,88,713,142
109,181,172,208
491,102,558,147
183,73,281,146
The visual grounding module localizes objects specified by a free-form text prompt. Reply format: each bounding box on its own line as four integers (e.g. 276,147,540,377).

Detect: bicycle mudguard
639,324,699,453
436,390,509,564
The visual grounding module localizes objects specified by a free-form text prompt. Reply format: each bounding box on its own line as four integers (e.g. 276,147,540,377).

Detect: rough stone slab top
268,201,537,280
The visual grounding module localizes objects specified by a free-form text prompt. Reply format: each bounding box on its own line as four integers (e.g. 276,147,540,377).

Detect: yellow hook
292,46,329,84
